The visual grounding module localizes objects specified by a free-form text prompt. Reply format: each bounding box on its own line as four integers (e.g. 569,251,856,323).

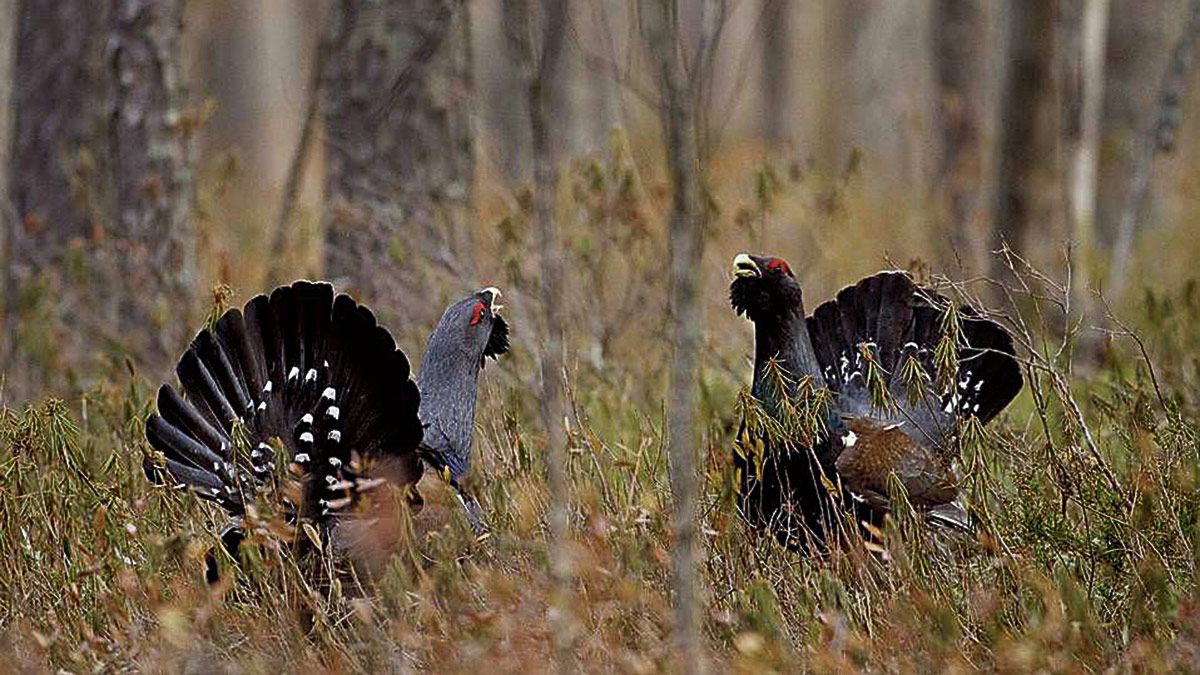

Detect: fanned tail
144,281,424,530
806,271,1022,437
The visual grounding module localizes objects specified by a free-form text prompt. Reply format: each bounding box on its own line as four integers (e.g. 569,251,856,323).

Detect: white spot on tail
287,367,299,381
943,391,961,414
326,406,340,420
304,368,317,382
842,430,858,447
321,387,336,401
300,413,313,425
294,453,310,463
327,430,342,443
299,431,314,444
263,381,273,393
328,457,342,467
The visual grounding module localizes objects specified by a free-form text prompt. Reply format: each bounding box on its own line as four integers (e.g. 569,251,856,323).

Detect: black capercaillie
144,281,509,580
730,254,1022,549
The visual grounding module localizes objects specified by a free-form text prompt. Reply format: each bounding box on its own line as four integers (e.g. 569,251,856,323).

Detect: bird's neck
751,305,824,402
415,325,483,478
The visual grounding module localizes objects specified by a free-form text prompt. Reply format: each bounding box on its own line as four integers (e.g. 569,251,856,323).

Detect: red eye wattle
470,301,487,326
766,258,792,276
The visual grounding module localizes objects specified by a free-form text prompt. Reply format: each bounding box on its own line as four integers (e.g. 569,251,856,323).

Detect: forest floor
2,144,1199,672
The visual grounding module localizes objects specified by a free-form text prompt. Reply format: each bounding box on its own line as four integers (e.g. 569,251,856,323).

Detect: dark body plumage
414,288,509,528
144,281,508,577
730,255,1022,549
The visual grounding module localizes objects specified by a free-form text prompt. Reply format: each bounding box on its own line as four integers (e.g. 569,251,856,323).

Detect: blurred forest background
3,0,1200,672
4,0,1200,399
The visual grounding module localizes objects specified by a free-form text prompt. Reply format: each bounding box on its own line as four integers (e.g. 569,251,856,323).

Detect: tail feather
870,272,917,372
145,409,224,476
805,304,840,387
926,501,973,532
153,458,224,494
193,330,251,416
174,351,230,438
145,280,424,525
241,295,271,387
154,385,225,458
807,271,1022,430
213,307,263,402
952,309,1023,424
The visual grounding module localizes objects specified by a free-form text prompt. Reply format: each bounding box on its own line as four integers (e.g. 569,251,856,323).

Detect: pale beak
733,253,760,278
480,286,503,316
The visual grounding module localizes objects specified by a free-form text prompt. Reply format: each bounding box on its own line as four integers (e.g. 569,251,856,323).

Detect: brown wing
833,418,958,510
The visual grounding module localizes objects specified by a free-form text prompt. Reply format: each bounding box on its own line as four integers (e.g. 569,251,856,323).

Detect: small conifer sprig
859,343,895,414
203,282,235,333
896,350,930,408
934,303,962,394
742,359,835,454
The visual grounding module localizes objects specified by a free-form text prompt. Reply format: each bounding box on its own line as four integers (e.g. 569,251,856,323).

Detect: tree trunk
107,0,196,348
321,0,474,326
992,0,1057,283
509,0,575,666
932,0,988,272
642,0,708,670
576,0,626,150
0,0,16,383
6,0,195,399
1109,0,1200,302
1096,0,1175,253
1069,0,1110,323
497,0,533,182
815,0,871,182
760,0,793,144
195,1,323,287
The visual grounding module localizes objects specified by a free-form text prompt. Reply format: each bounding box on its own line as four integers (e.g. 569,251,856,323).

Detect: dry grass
2,139,1200,672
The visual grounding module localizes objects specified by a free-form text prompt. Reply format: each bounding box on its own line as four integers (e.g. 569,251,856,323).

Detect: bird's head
729,253,804,323
439,286,510,365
